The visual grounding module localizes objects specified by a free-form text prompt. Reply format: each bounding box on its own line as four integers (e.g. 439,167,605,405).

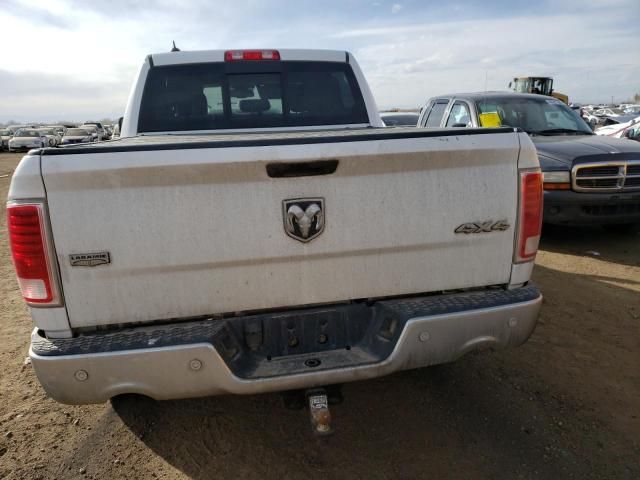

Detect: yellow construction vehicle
509,77,569,104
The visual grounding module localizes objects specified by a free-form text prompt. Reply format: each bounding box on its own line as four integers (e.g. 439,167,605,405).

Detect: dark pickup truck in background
417,92,640,231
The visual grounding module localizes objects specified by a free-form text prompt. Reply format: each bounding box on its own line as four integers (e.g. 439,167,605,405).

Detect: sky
0,0,638,123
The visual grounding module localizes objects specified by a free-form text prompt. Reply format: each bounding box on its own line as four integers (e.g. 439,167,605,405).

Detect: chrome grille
572,161,640,192
576,166,620,177
626,177,640,187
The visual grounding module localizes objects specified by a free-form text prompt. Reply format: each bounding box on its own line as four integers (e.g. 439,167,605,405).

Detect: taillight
515,170,543,263
7,202,61,305
224,50,280,61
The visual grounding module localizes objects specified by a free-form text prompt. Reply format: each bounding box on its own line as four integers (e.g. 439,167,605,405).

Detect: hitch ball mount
306,388,333,435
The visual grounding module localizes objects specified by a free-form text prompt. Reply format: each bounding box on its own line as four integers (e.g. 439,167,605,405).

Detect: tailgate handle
267,160,339,178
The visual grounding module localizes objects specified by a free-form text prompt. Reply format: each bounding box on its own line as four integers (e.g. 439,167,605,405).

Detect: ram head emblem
283,198,325,242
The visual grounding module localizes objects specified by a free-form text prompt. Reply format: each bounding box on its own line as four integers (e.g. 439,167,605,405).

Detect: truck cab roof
150,49,350,66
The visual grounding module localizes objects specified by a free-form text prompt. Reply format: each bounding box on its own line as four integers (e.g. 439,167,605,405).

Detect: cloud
391,4,402,14
346,10,639,107
2,0,72,29
0,0,638,121
330,24,424,39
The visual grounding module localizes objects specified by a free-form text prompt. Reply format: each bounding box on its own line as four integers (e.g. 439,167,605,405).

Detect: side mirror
508,81,512,89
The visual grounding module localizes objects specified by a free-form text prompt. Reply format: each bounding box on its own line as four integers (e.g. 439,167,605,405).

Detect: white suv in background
81,122,106,141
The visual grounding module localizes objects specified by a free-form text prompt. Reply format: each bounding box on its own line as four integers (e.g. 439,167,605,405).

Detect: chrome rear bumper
30,286,542,405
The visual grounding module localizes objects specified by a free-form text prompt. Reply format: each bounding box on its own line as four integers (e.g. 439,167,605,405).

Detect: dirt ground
0,151,638,480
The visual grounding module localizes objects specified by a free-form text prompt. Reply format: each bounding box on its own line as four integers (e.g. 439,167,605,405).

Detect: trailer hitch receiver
306,388,333,435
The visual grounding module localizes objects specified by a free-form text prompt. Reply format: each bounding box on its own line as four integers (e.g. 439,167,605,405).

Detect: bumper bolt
419,331,430,342
189,359,203,371
74,370,88,382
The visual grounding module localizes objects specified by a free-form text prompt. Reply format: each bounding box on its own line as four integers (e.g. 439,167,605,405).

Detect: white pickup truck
8,49,543,414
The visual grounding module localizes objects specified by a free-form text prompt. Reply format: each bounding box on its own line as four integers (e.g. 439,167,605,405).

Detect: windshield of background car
138,61,369,132
0,130,10,135
382,114,419,126
66,129,90,136
39,129,55,135
15,130,40,137
80,126,97,132
476,97,593,134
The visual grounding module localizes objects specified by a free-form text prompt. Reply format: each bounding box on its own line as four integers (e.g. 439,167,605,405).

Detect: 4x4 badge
283,198,325,243
455,220,510,234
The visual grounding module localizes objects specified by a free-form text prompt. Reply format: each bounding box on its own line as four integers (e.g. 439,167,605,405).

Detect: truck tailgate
41,129,521,328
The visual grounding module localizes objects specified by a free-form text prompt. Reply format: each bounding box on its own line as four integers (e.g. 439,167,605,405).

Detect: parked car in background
47,125,67,137
8,124,37,133
595,116,640,138
580,109,599,129
38,128,62,147
111,122,120,138
0,128,14,150
619,104,640,113
8,129,48,152
79,124,100,142
81,121,106,140
418,92,640,231
380,111,420,127
593,108,623,118
60,128,94,145
601,115,631,126
622,122,640,142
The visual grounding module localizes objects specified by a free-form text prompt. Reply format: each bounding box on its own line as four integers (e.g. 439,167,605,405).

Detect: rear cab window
138,61,369,132
423,99,450,128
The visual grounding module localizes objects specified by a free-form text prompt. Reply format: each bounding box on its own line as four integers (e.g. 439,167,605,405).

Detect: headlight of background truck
542,171,571,190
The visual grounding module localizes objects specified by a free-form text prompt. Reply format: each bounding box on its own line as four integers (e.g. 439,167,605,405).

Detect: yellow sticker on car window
479,112,501,127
